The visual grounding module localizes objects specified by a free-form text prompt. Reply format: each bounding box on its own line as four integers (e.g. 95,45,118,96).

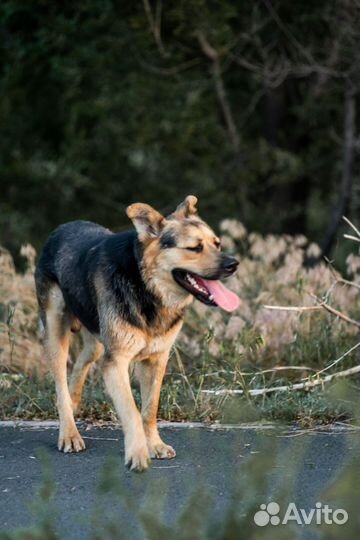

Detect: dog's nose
221,256,239,275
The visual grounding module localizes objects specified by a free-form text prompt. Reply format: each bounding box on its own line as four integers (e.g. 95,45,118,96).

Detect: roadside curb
0,420,357,432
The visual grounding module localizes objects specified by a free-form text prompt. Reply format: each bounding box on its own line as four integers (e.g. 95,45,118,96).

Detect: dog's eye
187,244,203,253
214,240,221,249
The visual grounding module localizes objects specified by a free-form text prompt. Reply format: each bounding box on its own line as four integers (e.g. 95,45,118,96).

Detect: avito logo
254,501,348,526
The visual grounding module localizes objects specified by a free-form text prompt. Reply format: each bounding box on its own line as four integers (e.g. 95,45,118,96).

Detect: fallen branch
202,355,360,397
333,277,360,292
263,304,322,312
344,234,360,243
343,215,360,239
323,256,360,291
312,340,360,377
319,302,360,328
309,293,360,329
264,297,360,330
248,365,316,375
203,366,316,378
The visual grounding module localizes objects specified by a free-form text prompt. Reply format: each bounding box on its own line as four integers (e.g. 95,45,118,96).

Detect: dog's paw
58,429,86,453
125,446,151,472
149,441,176,460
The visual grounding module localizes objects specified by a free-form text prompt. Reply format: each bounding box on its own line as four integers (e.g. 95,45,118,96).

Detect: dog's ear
172,195,198,219
126,203,165,241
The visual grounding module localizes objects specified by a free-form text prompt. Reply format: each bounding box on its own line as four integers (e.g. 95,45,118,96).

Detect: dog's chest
134,321,183,360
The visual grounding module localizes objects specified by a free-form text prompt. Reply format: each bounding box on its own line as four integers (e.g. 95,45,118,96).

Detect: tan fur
135,353,176,459
69,327,103,412
171,194,198,218
44,285,85,453
140,218,221,308
43,195,228,471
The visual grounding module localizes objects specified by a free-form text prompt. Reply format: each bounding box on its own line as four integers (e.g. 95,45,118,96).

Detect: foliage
0,1,360,253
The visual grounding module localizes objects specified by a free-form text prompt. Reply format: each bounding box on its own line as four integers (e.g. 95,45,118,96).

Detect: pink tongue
201,279,240,312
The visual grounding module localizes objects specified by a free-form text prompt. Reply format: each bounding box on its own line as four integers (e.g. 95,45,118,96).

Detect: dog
35,195,240,471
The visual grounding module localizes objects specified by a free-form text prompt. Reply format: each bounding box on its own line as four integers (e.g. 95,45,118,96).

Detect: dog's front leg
136,352,176,459
102,352,150,472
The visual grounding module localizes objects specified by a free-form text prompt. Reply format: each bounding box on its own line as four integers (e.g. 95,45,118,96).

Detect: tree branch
196,31,240,152
264,296,360,330
142,0,167,57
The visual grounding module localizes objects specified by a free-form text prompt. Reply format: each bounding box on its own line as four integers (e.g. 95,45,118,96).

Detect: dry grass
1,221,359,424
0,244,45,374
176,220,359,372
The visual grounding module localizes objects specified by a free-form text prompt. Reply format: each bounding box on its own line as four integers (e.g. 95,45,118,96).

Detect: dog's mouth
172,269,240,312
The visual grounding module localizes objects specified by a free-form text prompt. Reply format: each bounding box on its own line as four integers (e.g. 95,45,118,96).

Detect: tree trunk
321,81,356,258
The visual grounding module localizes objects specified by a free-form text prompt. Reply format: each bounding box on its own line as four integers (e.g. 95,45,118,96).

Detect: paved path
0,423,359,539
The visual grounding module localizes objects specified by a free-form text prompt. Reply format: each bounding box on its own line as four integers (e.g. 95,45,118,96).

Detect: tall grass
0,222,359,424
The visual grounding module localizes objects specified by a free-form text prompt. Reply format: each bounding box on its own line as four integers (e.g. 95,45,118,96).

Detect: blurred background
1,1,360,433
0,0,359,260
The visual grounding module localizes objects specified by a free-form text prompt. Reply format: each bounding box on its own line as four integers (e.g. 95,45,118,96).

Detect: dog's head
127,195,240,311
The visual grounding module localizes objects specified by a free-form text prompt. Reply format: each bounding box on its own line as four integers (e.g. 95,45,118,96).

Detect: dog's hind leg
69,327,103,413
45,285,85,453
135,352,176,460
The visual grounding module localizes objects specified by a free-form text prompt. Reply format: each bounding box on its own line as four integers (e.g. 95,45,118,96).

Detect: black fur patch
160,231,176,249
168,313,184,330
35,221,163,334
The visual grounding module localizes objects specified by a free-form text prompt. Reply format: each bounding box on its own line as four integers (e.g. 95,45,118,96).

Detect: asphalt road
0,422,359,539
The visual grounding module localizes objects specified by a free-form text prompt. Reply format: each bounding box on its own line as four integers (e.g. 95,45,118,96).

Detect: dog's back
35,220,155,334
35,220,114,333
36,220,110,279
